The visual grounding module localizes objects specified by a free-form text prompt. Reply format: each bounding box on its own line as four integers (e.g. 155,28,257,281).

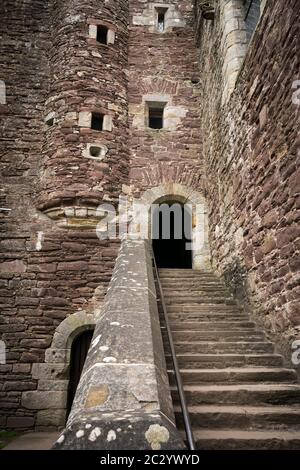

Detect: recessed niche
90,146,101,158
83,143,108,160
46,117,54,126
45,112,55,127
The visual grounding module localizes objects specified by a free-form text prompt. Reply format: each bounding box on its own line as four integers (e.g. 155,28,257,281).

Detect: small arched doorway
66,328,94,418
152,201,192,269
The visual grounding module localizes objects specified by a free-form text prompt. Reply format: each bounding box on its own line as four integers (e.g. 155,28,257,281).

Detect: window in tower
147,102,166,129
91,112,104,131
156,8,168,32
96,25,109,44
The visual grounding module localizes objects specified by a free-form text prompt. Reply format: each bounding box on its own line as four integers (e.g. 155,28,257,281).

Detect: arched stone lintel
139,183,206,207
21,311,95,429
51,311,95,351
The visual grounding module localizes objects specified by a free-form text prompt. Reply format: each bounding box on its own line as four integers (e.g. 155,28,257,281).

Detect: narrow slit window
91,113,104,131
156,8,167,32
148,103,166,129
96,25,108,44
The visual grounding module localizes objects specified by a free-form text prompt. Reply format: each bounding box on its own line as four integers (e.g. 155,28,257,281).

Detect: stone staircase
157,268,300,450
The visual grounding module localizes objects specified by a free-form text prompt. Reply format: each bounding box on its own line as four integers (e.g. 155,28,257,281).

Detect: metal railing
244,0,254,21
152,251,196,451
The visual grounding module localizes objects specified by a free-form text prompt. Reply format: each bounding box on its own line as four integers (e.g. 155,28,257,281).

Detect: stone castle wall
0,0,299,432
0,0,127,430
128,0,204,196
197,0,300,360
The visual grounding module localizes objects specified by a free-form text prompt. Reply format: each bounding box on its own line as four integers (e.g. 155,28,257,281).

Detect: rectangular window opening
148,103,166,129
156,8,168,32
91,113,104,131
96,25,108,44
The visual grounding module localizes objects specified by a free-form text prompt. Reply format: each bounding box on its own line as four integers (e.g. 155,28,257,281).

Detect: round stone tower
37,0,129,227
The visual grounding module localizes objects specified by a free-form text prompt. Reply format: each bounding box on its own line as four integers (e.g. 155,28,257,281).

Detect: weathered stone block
36,409,66,427
22,391,67,410
7,416,35,428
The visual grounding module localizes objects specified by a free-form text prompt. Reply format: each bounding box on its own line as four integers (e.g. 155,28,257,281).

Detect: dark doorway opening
152,201,192,269
66,329,94,419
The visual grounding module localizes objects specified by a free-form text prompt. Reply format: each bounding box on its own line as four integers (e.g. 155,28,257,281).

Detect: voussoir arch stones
46,310,95,363
22,311,95,427
138,183,211,270
139,183,207,207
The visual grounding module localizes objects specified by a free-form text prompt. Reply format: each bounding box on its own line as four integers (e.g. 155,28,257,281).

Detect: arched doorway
152,201,192,268
66,329,94,418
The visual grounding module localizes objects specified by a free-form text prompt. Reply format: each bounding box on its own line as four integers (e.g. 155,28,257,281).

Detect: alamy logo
95,198,206,252
292,80,300,106
0,340,6,364
291,340,300,366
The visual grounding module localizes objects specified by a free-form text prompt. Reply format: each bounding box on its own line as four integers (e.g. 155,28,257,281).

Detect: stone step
159,271,216,277
170,341,274,354
190,429,300,450
164,298,236,305
158,268,300,449
174,405,300,431
162,329,265,342
161,285,229,291
168,321,257,331
160,279,223,284
165,353,284,369
163,291,231,297
167,313,248,322
171,384,300,406
160,279,221,284
168,368,297,385
164,295,234,301
161,280,222,283
163,292,233,298
166,302,243,314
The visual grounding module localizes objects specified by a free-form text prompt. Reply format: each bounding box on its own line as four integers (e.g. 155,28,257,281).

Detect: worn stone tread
191,429,300,450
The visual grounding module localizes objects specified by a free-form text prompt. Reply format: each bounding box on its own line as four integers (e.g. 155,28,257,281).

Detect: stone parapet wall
54,240,185,450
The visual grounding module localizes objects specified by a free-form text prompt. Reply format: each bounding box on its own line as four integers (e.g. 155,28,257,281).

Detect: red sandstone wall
38,0,129,211
0,0,126,430
197,0,300,360
128,0,204,195
1,0,299,432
